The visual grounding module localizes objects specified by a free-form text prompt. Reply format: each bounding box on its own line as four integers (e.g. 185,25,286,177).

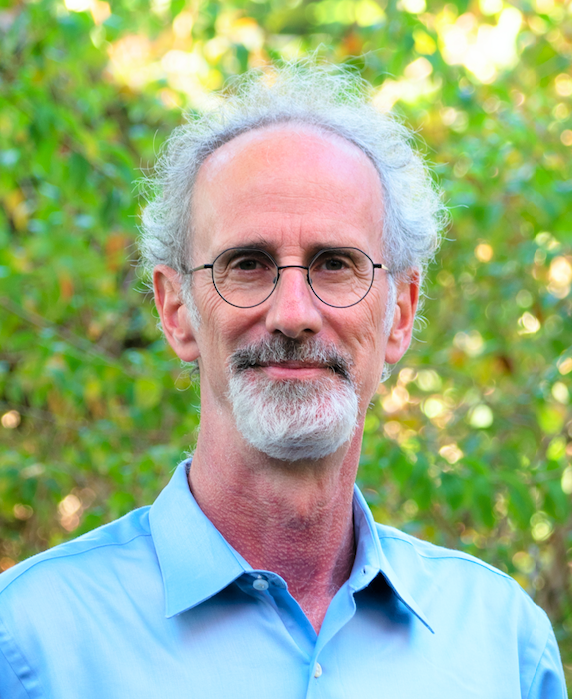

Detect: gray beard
227,337,359,462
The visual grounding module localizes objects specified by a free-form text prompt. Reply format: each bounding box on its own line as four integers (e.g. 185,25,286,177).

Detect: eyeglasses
183,247,390,309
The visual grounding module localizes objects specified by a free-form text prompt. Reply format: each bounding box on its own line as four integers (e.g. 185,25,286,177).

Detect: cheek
355,332,386,387
334,295,388,387
197,286,227,325
195,286,267,359
192,286,230,365
339,289,388,350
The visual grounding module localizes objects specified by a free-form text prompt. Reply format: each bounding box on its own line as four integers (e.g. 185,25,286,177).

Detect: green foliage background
1,0,571,684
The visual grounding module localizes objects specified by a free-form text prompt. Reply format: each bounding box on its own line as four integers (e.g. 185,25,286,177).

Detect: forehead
192,123,384,256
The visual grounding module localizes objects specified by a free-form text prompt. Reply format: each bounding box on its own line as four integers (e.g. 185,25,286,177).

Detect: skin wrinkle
153,124,419,631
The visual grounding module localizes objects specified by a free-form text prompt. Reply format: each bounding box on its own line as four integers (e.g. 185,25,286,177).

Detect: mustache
229,337,353,383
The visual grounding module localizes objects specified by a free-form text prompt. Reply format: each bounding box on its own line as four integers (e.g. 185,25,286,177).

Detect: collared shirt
0,460,566,698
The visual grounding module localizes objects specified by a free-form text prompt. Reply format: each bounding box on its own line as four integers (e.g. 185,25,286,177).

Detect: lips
258,361,332,381
258,361,325,369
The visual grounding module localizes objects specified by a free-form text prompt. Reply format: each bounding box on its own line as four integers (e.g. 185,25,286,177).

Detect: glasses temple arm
373,263,391,273
182,264,214,275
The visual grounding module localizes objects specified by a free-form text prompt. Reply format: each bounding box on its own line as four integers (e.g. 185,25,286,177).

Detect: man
0,64,566,698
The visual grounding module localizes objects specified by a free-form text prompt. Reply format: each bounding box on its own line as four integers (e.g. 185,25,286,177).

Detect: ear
153,265,200,363
384,271,419,365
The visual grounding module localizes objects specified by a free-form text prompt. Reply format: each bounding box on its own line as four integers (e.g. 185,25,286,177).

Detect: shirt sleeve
526,625,568,699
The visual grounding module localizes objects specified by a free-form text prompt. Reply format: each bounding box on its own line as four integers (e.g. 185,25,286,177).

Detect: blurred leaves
0,0,571,684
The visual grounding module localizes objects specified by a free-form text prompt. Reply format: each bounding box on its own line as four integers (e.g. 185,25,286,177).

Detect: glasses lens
309,248,374,308
213,248,277,308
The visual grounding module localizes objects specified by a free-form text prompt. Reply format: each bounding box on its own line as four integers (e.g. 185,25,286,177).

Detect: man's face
158,124,417,456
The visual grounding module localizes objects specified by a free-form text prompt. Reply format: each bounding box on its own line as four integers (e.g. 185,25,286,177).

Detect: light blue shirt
0,461,566,698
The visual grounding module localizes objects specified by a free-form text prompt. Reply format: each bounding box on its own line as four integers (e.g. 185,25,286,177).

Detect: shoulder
377,521,517,578
375,521,529,588
0,507,160,697
375,522,551,628
374,524,566,696
0,506,153,600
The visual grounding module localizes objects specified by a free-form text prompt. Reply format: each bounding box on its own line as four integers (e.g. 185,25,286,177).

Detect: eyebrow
227,236,274,250
222,238,348,259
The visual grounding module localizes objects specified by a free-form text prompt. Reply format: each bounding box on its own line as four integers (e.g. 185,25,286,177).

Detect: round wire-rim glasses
183,246,391,309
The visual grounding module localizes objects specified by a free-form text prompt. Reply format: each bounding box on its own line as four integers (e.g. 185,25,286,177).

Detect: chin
228,369,359,462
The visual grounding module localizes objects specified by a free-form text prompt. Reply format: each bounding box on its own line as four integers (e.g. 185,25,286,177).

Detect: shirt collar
149,460,247,618
150,461,433,632
352,485,434,634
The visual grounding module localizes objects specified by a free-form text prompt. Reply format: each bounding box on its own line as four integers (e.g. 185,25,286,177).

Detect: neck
188,423,364,632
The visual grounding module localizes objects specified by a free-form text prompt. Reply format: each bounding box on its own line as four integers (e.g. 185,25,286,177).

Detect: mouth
257,361,331,381
229,338,353,383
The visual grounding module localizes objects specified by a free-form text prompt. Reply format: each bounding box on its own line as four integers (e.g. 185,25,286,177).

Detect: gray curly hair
139,61,446,330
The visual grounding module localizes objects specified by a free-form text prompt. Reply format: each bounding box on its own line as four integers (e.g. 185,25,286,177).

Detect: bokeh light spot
469,404,493,428
1,410,21,429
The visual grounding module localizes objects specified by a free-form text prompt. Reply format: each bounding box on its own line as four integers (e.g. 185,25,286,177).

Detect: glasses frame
183,246,391,309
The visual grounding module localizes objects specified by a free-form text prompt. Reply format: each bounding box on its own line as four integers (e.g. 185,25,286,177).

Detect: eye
236,257,262,270
322,257,346,271
216,249,276,278
313,251,354,273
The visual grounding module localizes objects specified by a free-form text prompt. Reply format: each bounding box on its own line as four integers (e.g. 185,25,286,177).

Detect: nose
265,266,323,338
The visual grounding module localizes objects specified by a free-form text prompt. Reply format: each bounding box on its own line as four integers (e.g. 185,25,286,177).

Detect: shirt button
314,663,322,678
253,576,269,591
